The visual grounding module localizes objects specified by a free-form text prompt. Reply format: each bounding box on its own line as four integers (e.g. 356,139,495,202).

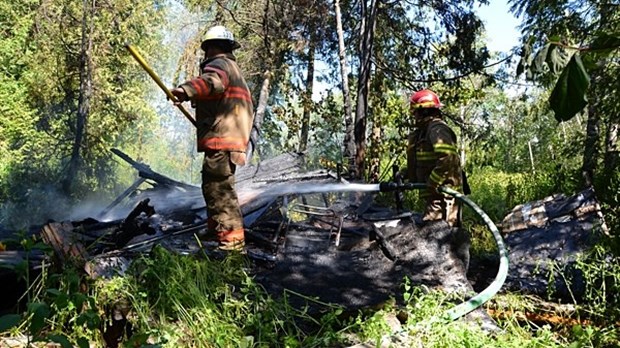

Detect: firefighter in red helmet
405,89,463,227
171,26,253,252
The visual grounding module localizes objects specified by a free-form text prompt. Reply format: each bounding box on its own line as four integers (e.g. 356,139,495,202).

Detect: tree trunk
248,70,271,163
459,107,466,167
599,3,619,180
582,100,600,187
368,101,382,183
335,0,355,172
63,0,93,194
603,121,619,175
299,34,316,152
368,46,386,183
353,0,377,180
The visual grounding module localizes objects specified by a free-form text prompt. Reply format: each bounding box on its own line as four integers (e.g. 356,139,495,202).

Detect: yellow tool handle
125,44,197,127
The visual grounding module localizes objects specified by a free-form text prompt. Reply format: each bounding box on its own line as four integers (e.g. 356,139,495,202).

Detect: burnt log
111,199,157,249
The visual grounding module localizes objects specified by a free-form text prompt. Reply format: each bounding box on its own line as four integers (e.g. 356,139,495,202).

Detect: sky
477,0,521,53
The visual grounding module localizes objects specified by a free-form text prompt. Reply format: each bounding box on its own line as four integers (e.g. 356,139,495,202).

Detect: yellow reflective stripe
435,148,458,155
434,144,458,155
417,152,439,160
430,170,443,184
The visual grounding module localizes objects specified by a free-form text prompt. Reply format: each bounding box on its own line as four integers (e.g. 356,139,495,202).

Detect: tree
0,0,166,226
63,0,94,194
351,0,378,179
511,0,619,187
349,0,491,180
335,0,355,176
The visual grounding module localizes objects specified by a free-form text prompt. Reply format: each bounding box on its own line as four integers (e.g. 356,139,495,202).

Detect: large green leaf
0,314,22,332
47,334,73,348
589,33,620,54
549,53,590,122
27,302,51,336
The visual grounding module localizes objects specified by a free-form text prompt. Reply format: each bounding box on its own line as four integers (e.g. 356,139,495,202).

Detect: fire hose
378,182,509,322
125,44,197,127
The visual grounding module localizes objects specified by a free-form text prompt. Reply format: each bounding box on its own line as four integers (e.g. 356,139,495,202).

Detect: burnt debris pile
0,149,477,315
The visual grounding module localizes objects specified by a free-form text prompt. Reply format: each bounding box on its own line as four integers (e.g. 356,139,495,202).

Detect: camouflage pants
422,190,460,227
201,150,244,248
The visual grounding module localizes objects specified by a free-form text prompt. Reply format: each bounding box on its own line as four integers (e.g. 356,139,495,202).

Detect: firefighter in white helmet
171,25,253,252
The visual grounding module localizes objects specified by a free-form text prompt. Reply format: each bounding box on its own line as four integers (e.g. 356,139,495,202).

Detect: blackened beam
110,148,196,190
97,177,146,219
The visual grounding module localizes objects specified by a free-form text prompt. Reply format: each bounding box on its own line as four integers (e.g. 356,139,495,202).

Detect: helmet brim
201,39,241,51
411,102,443,109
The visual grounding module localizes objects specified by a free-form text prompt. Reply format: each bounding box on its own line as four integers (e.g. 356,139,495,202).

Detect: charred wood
111,199,156,249
111,148,195,190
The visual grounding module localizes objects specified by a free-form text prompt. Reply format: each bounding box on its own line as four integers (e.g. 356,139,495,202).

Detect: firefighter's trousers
201,150,245,250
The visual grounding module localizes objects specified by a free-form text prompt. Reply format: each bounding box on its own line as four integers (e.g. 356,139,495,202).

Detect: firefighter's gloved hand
394,170,404,182
170,87,188,105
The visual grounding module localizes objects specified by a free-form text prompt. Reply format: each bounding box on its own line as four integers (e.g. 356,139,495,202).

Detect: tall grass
3,242,616,347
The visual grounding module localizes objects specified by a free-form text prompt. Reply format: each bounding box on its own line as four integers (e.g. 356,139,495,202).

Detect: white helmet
201,25,240,51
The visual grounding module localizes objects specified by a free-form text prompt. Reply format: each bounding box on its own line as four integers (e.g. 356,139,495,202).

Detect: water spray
241,181,424,199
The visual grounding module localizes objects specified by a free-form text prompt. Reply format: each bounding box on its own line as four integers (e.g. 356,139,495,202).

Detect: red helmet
410,89,443,109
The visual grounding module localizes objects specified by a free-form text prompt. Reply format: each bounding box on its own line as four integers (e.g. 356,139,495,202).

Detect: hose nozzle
379,182,424,192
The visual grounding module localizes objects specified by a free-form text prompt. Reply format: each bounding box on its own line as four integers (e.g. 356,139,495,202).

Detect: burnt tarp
500,187,608,300
252,216,472,310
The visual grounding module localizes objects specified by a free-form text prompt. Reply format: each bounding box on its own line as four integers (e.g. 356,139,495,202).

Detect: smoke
66,195,118,222
95,185,204,222
0,185,96,230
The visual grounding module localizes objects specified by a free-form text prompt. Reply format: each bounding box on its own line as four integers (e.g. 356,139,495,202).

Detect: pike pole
125,44,197,127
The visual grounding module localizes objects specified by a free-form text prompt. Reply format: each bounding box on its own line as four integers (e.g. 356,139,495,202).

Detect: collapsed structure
31,150,478,311
0,148,609,345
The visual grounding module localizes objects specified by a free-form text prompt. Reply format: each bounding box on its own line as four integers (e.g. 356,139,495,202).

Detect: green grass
4,244,618,347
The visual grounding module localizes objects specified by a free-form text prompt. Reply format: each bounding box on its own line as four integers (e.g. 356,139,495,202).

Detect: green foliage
597,162,620,254
345,282,569,347
512,0,620,199
465,167,555,224
306,92,346,169
0,314,21,333
0,235,102,346
90,246,347,347
549,53,590,122
572,245,620,324
0,0,170,227
4,243,618,346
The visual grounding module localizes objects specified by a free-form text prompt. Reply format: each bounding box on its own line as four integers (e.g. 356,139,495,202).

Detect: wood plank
40,222,88,263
